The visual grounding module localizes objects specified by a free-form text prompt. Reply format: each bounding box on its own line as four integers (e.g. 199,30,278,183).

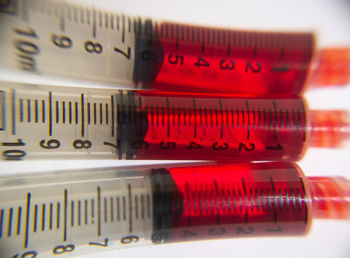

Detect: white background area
1,0,350,257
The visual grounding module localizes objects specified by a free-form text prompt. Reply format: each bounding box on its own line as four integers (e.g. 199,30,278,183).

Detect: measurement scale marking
56,202,60,229
92,10,97,38
241,108,245,129
91,199,95,224
81,94,85,137
296,188,302,212
71,201,74,227
97,186,101,236
34,99,38,123
104,197,108,223
193,99,197,138
238,189,243,213
122,196,126,221
17,207,22,235
78,200,81,226
59,3,66,32
84,200,88,225
19,99,23,122
41,100,45,123
135,195,139,219
128,184,133,232
241,178,248,224
266,188,272,212
299,177,308,224
111,96,115,136
105,103,109,125
285,188,289,212
147,194,151,218
141,195,145,219
63,189,67,241
94,103,97,124
0,209,3,238
201,28,205,53
110,197,114,222
49,92,52,136
270,178,278,223
219,100,224,139
116,197,120,221
11,89,16,135
75,102,78,124
100,103,103,125
27,99,31,122
24,193,31,248
62,101,66,123
87,102,91,125
68,101,72,124
297,110,302,132
166,98,170,138
245,100,250,140
235,108,240,128
252,108,256,129
291,109,296,130
0,91,4,130
49,203,53,230
261,189,266,212
290,189,296,212
33,205,37,232
128,17,131,33
250,189,254,212
122,15,125,42
273,100,278,140
280,109,284,129
55,101,59,123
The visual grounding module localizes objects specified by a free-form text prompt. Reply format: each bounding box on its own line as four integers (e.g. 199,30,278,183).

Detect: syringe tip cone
309,110,350,148
310,48,350,87
308,176,350,219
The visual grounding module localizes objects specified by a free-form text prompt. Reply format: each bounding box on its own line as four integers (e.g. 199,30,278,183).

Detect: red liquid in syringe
135,22,350,95
151,162,350,243
116,91,350,161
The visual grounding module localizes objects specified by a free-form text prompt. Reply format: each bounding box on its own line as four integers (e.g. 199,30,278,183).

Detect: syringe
0,82,349,161
0,0,349,95
0,161,348,257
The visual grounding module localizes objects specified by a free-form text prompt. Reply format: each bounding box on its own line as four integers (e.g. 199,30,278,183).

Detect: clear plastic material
0,162,349,257
1,82,350,161
0,0,348,96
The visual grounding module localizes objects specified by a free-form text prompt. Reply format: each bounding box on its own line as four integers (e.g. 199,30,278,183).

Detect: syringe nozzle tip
308,176,350,219
309,110,350,148
310,48,350,87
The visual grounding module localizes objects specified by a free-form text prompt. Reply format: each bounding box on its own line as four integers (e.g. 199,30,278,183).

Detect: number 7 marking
89,238,109,247
114,47,131,59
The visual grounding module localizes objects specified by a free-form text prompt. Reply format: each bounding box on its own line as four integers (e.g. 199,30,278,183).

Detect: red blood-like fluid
166,162,311,242
148,23,314,96
129,92,307,161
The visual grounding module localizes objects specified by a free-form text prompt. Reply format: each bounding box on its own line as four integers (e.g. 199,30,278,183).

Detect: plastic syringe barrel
0,162,349,257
